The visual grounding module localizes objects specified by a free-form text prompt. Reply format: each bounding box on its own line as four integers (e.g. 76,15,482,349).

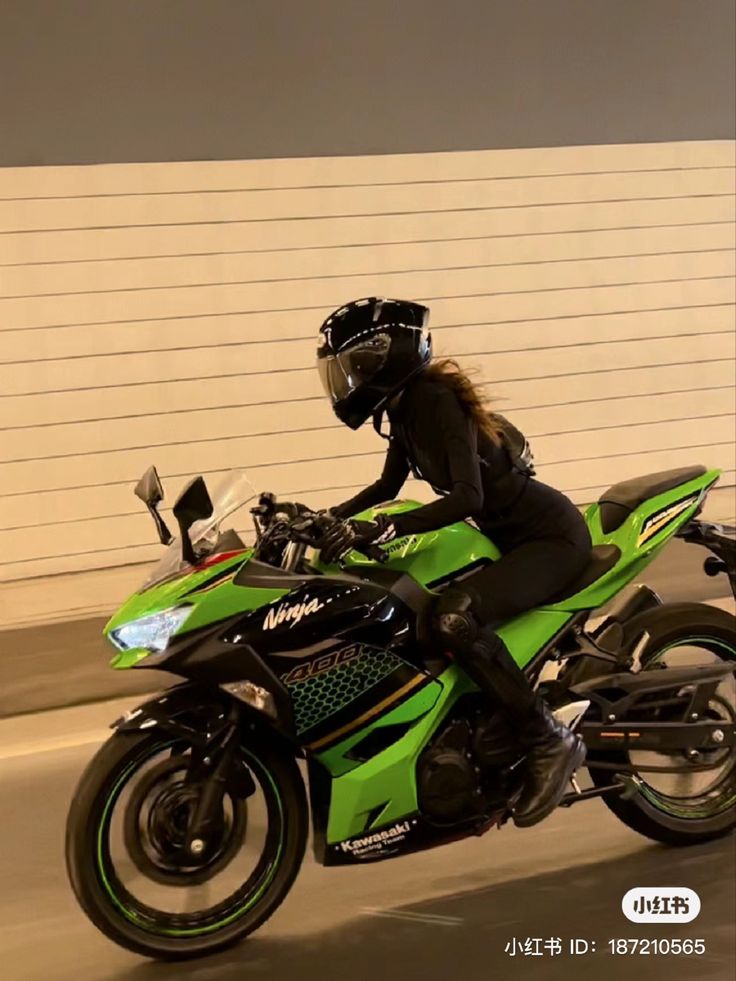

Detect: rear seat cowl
597,466,707,534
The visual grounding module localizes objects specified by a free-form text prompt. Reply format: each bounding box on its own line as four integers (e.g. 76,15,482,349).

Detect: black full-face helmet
317,297,432,429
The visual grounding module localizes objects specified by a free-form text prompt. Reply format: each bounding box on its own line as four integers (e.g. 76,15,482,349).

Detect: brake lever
288,512,328,548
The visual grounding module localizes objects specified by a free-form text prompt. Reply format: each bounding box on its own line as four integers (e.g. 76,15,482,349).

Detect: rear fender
678,519,736,598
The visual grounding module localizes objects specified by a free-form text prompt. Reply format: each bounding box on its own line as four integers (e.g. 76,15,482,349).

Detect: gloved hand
317,514,397,565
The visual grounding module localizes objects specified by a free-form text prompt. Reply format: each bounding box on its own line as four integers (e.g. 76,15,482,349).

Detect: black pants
434,534,590,728
452,534,591,627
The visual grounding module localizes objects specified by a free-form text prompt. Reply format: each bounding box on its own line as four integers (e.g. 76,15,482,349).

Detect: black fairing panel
220,577,426,746
139,574,426,748
221,577,408,656
143,621,296,734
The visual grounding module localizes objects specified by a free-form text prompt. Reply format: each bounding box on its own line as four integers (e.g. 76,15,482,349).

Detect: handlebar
290,513,389,564
251,497,389,565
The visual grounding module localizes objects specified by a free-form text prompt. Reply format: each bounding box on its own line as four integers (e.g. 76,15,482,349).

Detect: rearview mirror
173,476,214,564
134,465,173,546
134,465,164,506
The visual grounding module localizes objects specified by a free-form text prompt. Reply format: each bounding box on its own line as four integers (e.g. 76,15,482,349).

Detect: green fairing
104,472,721,671
103,469,723,851
317,681,444,778
320,666,476,842
327,498,501,581
310,471,722,842
104,548,290,668
496,608,573,668
105,501,501,667
545,469,721,612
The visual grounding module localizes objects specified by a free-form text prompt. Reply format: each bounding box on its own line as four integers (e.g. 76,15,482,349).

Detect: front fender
113,682,299,750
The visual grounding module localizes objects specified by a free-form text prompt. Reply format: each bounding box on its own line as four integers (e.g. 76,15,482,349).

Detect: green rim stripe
638,634,736,819
95,743,285,938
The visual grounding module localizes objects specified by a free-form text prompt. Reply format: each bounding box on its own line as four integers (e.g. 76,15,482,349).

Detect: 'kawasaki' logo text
340,820,411,854
263,597,325,631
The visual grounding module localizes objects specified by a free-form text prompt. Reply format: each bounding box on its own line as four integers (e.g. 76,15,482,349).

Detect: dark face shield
317,333,391,404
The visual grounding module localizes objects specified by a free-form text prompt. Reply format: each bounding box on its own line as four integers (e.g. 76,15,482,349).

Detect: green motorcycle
66,463,736,959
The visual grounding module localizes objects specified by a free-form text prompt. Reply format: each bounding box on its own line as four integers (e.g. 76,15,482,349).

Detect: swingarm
572,660,736,769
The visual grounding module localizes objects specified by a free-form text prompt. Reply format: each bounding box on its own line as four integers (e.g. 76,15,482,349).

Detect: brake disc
122,755,248,887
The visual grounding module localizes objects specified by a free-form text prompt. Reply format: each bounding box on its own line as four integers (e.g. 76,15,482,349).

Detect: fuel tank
322,499,499,588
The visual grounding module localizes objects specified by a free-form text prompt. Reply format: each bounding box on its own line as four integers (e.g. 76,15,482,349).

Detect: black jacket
334,375,589,552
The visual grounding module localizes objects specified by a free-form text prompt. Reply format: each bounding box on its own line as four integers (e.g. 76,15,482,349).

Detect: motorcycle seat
548,544,621,602
597,465,706,533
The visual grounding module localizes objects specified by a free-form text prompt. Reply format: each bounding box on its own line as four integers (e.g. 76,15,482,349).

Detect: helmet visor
317,332,391,404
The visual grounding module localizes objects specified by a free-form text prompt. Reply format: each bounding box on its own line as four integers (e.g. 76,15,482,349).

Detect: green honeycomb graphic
288,647,404,735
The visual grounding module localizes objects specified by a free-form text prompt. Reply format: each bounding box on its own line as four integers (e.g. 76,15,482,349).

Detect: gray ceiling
1,0,734,167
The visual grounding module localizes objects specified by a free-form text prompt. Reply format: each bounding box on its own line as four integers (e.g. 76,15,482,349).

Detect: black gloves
317,514,397,565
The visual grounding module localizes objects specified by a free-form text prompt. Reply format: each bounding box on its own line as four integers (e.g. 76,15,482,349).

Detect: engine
417,709,521,824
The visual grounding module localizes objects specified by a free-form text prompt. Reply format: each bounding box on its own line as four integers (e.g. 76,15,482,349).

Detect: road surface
0,693,733,981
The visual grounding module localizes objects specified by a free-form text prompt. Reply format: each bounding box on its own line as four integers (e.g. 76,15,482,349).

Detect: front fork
184,720,256,859
185,706,256,860
115,690,258,861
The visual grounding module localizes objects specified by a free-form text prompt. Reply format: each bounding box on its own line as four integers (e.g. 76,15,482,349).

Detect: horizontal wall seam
3,164,733,202
3,440,732,560
2,433,730,502
3,322,732,369
2,299,731,342
2,220,733,268
2,410,732,468
2,192,733,236
4,247,733,301
2,354,731,401
3,273,733,334
1,384,730,433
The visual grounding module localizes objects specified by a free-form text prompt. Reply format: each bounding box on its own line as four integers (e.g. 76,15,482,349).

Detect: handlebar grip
361,543,389,563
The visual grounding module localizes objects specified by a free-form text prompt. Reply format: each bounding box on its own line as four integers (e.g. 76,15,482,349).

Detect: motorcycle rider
315,297,590,827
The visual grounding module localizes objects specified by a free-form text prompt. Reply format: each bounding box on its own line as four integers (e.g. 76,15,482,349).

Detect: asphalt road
0,723,734,981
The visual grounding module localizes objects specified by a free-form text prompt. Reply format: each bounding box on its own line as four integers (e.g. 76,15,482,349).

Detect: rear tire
588,602,736,846
66,729,307,960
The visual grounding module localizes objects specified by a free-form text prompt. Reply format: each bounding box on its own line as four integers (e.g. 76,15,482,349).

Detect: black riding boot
435,596,585,828
512,699,586,827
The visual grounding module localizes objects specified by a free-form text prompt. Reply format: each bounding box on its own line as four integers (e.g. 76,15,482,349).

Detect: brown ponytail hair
422,358,503,445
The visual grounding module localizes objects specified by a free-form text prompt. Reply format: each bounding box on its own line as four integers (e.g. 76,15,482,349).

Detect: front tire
589,602,736,846
66,728,307,960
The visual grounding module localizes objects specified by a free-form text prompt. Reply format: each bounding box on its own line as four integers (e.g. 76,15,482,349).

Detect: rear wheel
66,729,307,959
589,602,736,845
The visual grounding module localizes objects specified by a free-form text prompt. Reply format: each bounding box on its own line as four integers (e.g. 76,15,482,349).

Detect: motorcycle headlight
109,606,193,653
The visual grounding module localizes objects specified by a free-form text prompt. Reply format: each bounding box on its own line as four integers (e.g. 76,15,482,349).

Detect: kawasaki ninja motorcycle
66,464,736,959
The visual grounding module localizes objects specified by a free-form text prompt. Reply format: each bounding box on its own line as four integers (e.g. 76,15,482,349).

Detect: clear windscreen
141,470,257,588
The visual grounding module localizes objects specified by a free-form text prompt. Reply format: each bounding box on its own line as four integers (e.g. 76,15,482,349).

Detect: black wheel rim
94,741,286,938
631,636,736,820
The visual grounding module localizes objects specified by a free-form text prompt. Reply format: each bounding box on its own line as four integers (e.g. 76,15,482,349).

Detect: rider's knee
433,587,480,654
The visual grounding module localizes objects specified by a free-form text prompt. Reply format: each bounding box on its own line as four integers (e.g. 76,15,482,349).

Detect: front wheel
65,728,307,959
589,602,736,846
